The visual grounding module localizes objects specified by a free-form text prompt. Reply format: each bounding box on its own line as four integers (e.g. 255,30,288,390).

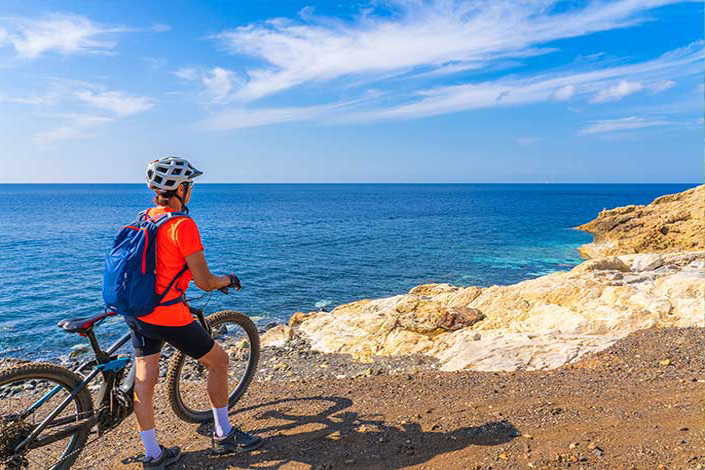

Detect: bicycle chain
13,405,110,470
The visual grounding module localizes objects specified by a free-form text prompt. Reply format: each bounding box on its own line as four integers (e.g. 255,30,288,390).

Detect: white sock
212,406,232,438
139,429,162,460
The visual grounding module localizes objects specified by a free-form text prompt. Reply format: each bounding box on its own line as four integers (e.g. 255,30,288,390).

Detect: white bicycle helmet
146,156,203,191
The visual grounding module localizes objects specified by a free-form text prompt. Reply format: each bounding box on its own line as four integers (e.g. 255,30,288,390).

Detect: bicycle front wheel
166,310,259,423
0,362,94,469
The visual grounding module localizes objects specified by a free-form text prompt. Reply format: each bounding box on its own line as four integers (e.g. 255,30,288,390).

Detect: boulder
438,307,484,331
260,325,294,349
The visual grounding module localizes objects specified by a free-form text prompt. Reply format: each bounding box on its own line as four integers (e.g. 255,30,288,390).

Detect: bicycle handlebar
218,273,241,295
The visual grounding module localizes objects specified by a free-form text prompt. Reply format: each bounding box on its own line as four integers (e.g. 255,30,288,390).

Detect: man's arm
185,250,231,291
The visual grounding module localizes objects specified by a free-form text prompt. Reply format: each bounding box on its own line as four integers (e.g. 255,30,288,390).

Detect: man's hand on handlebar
218,273,241,294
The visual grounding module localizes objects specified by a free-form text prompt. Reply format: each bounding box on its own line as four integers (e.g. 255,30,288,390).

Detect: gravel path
23,327,705,469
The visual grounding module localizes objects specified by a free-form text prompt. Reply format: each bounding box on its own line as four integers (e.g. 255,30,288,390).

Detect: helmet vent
185,170,192,176
157,167,168,173
165,179,176,186
154,175,163,183
172,168,182,175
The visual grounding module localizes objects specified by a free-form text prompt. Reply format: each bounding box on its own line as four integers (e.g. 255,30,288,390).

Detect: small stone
569,442,578,449
568,455,578,463
659,359,671,367
592,447,604,457
587,441,598,450
680,427,689,431
326,431,341,440
498,453,508,460
344,459,355,465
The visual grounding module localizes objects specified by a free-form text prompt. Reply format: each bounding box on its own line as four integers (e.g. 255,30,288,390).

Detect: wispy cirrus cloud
342,40,703,122
0,13,129,59
213,0,694,102
591,80,644,103
577,116,675,135
19,81,156,144
74,90,155,116
198,1,702,131
34,114,113,144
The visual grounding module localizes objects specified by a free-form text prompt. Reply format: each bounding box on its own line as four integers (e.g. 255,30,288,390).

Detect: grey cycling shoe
212,427,263,455
143,445,181,469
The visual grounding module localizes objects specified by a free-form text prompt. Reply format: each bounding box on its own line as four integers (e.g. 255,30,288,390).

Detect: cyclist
127,156,262,469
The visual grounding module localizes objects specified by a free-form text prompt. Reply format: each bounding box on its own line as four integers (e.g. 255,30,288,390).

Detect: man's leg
134,353,162,459
198,343,231,436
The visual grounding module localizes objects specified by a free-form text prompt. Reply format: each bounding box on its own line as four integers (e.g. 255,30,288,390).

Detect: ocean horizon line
0,181,700,186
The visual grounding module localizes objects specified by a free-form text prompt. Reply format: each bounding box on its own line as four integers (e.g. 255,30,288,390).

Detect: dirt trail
75,327,704,469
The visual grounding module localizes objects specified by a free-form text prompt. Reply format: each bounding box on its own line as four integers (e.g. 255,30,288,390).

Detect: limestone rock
289,251,704,371
288,312,310,327
571,257,630,273
260,325,294,349
408,283,458,296
577,185,704,258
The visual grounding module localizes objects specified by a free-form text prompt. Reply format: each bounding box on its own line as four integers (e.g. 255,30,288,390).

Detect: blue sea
0,183,696,360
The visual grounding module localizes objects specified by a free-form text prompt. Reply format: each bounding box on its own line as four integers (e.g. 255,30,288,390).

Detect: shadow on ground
159,396,519,469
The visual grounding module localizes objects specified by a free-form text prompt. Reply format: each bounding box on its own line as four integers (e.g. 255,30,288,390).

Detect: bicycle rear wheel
166,310,259,423
0,362,93,469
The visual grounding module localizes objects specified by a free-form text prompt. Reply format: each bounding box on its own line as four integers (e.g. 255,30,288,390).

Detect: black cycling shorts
125,317,215,359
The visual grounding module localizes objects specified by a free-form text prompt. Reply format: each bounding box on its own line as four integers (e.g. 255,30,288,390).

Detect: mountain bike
0,287,259,469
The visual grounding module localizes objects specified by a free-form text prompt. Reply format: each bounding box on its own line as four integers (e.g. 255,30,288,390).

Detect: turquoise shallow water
0,183,696,360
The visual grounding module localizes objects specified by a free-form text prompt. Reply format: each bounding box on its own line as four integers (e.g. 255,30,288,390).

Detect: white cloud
649,79,676,93
34,114,113,144
173,67,198,81
578,116,674,135
552,85,575,101
74,90,155,116
202,67,238,104
591,80,644,103
151,23,172,32
0,13,127,59
198,39,703,130
214,0,690,102
342,40,703,122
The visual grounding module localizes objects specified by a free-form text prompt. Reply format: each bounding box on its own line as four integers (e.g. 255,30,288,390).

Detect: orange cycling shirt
139,206,204,327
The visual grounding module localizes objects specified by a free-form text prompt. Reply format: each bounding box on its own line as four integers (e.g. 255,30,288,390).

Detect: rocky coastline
261,185,704,373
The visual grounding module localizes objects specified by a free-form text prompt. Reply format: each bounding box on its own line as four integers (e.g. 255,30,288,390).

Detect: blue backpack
103,211,190,317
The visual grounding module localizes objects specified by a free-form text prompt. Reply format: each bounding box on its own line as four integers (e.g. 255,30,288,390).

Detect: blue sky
0,0,702,183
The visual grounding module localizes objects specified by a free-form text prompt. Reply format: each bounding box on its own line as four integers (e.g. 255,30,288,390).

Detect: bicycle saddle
58,311,117,334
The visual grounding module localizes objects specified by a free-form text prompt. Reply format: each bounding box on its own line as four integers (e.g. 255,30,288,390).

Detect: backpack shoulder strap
153,211,190,228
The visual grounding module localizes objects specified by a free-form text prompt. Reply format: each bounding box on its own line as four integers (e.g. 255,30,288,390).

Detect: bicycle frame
13,305,210,455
